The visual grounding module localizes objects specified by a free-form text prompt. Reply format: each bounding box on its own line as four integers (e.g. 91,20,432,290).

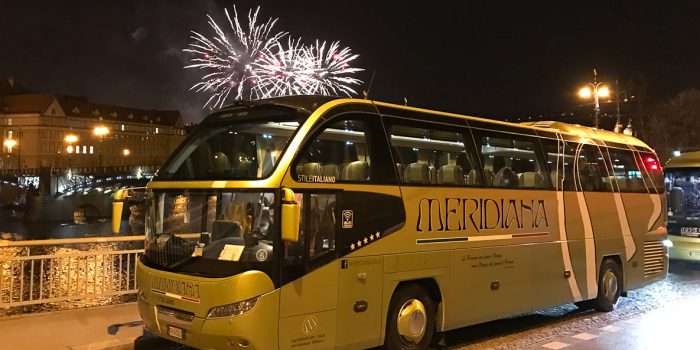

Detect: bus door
278,111,403,349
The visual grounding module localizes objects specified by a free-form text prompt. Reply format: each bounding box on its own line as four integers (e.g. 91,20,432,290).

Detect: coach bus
114,96,667,350
665,151,700,262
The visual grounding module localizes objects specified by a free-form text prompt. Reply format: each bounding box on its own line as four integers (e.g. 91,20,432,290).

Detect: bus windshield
157,106,305,180
143,189,276,278
666,168,700,236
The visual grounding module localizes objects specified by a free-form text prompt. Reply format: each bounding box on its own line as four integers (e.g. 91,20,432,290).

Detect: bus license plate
680,227,700,237
168,325,184,339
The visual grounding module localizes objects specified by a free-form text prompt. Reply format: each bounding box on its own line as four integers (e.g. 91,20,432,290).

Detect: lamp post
578,69,610,128
93,125,109,168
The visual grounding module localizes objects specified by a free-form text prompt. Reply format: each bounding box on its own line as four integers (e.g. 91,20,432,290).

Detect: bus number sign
680,227,700,237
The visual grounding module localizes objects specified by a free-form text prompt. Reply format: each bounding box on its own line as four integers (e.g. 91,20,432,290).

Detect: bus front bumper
669,235,700,262
139,289,280,350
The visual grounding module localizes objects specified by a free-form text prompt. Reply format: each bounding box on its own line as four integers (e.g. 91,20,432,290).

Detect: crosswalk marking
542,341,570,349
572,332,598,340
600,325,621,332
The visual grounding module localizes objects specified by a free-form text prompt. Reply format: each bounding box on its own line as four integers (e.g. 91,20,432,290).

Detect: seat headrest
438,164,465,184
404,163,430,184
342,161,369,181
300,162,322,176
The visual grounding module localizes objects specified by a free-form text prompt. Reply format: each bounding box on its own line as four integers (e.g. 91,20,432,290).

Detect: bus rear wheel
383,284,436,350
592,258,622,312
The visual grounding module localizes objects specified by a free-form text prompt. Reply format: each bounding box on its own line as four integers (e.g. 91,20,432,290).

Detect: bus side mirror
112,189,128,234
281,188,301,242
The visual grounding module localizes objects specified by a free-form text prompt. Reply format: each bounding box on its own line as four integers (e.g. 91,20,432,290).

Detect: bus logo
302,315,318,335
342,210,353,229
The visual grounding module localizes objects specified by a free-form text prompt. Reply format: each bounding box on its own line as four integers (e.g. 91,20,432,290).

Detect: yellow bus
665,151,700,262
114,96,667,350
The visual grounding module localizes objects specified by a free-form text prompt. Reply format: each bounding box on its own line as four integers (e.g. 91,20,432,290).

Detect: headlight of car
207,297,258,318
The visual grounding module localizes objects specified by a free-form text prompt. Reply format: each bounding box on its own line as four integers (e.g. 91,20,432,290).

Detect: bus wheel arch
382,279,442,350
593,256,624,312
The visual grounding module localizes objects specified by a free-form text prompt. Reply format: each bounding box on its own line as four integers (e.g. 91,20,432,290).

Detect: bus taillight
645,156,661,171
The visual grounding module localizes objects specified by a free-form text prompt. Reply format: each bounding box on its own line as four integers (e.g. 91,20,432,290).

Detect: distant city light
123,148,131,156
673,150,681,157
64,134,78,143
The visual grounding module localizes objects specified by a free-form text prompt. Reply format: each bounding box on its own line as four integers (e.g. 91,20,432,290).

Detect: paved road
444,260,700,350
134,261,700,350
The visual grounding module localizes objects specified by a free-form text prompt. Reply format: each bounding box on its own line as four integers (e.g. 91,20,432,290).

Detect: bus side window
385,119,481,186
292,117,394,184
477,132,549,189
541,138,570,190
608,149,644,192
566,144,611,192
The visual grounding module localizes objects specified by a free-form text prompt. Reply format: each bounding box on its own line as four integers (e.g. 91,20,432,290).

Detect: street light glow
578,87,592,98
3,139,17,152
64,134,78,143
122,148,131,156
598,86,610,98
93,126,110,137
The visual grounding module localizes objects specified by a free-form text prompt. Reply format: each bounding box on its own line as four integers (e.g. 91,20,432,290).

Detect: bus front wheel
383,284,436,350
592,258,622,312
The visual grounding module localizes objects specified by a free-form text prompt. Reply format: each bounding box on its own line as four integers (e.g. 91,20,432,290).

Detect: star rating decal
350,231,382,250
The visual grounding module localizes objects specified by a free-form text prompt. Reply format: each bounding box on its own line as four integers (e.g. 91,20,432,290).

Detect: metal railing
0,236,145,310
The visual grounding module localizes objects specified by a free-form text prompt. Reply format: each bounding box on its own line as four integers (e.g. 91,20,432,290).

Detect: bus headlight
207,297,258,318
663,239,674,248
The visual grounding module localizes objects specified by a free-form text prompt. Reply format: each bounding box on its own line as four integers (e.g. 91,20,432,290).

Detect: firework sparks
185,6,364,108
302,40,364,97
183,6,286,107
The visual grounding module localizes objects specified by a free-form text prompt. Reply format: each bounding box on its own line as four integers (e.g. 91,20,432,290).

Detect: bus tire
592,258,622,312
383,284,436,350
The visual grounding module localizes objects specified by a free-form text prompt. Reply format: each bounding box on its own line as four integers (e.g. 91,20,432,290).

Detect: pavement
534,297,700,350
1,264,698,350
0,303,143,350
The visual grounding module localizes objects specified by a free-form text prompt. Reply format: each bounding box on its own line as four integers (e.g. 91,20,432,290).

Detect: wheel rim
602,269,618,301
397,299,427,345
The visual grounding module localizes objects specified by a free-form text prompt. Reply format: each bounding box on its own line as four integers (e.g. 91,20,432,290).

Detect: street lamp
578,69,610,128
3,138,17,169
93,125,110,168
64,133,78,167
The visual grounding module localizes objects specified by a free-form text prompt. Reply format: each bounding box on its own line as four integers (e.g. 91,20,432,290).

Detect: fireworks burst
184,6,364,108
183,6,285,108
302,40,364,97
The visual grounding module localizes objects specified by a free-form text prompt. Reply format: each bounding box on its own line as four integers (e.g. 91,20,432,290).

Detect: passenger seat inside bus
519,171,543,188
404,163,430,184
342,161,369,181
321,164,340,179
438,164,465,185
298,162,322,176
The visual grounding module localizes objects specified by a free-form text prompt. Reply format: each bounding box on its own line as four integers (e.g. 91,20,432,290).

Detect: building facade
0,79,186,170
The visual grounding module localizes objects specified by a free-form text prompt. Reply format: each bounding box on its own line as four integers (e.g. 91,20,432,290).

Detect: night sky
2,1,700,123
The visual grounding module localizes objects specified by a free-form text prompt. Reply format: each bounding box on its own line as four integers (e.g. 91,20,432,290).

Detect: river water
0,207,135,240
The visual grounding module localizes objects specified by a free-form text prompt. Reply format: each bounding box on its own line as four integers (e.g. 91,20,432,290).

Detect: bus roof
216,96,652,150
665,151,700,168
